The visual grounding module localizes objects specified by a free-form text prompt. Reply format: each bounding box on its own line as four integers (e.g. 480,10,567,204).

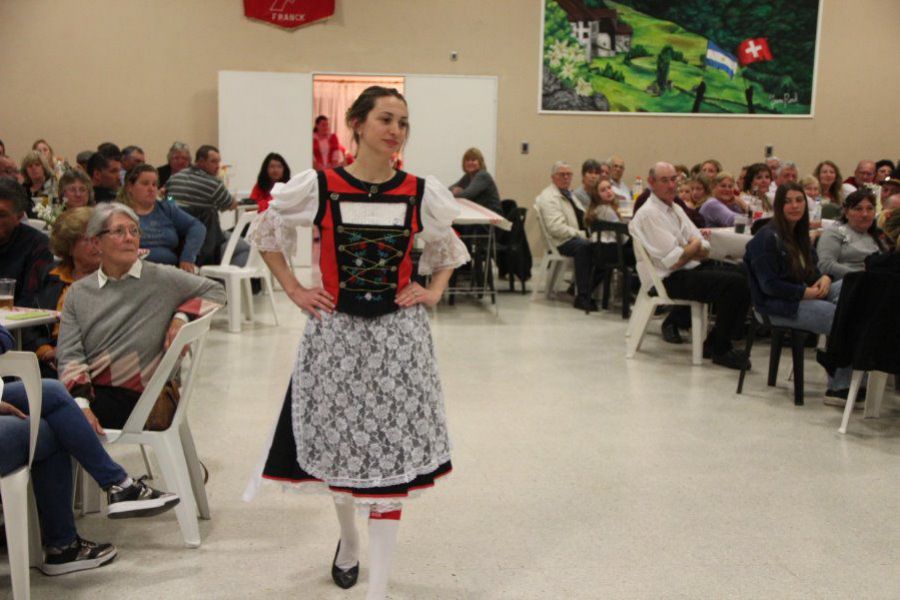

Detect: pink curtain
313,76,404,165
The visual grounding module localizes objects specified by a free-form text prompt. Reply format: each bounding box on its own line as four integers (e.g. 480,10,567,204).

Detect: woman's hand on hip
288,287,334,320
395,282,440,308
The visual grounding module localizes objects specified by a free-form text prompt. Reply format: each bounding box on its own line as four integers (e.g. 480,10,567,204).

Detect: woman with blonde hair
24,207,100,374
21,150,55,198
814,160,844,219
449,146,501,213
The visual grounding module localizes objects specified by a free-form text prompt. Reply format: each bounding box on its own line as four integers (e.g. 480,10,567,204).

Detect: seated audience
58,169,95,209
0,177,53,304
56,203,225,430
166,144,248,266
87,152,121,202
607,155,630,202
23,207,99,376
699,172,749,227
817,188,888,280
32,138,65,173
814,160,844,218
250,152,291,212
0,154,19,181
878,201,900,252
629,162,750,369
157,141,191,187
75,150,94,173
677,180,693,206
688,175,712,209
535,161,597,311
741,162,774,217
1,324,179,576
22,149,55,202
769,161,800,204
120,145,145,173
674,164,690,182
743,183,854,405
699,159,722,179
842,159,876,196
585,179,636,268
118,164,205,271
450,147,502,213
875,159,895,184
573,159,603,211
800,175,824,228
634,167,705,228
312,115,347,170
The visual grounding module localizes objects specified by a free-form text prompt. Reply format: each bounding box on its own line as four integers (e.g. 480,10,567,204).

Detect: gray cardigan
451,170,501,213
817,223,882,280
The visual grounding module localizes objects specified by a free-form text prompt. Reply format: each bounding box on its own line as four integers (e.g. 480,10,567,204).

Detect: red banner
737,38,773,66
243,0,335,30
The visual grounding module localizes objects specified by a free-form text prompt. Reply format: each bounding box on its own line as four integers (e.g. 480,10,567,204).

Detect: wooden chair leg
768,330,784,386
791,331,806,405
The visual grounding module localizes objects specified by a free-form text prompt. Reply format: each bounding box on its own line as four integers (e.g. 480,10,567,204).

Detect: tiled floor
7,279,900,599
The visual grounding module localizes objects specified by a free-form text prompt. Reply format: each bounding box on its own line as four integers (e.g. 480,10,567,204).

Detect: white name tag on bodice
340,202,407,227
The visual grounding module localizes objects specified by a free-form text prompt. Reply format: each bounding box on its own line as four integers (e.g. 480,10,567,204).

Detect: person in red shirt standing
312,115,348,171
249,153,291,212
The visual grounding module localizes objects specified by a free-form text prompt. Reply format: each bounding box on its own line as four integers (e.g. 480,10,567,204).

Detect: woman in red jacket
312,115,347,171
249,153,291,212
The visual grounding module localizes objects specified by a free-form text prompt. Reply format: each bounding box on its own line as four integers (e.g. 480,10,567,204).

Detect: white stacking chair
77,312,215,547
200,211,278,333
839,370,892,434
626,233,708,365
0,352,44,599
531,208,575,300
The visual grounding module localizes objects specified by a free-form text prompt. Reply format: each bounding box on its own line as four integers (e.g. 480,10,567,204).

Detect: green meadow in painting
541,0,820,115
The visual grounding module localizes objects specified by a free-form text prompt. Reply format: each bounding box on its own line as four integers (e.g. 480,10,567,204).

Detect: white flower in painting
560,62,576,81
575,79,593,97
549,56,561,69
549,39,568,58
565,45,584,64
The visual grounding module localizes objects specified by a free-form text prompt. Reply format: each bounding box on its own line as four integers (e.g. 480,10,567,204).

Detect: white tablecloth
708,228,752,261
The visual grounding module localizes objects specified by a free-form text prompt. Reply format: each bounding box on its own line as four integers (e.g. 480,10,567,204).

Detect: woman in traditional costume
245,86,469,600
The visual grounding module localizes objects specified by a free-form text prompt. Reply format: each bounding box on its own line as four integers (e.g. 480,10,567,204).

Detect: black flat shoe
331,541,359,589
662,320,684,344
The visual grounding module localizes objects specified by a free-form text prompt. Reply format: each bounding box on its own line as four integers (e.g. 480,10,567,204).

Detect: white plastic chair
531,208,575,300
839,370,891,434
626,233,708,365
76,312,215,547
200,211,278,333
0,352,44,599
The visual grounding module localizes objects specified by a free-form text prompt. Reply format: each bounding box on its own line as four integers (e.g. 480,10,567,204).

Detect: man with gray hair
157,141,191,187
607,155,630,202
535,161,598,311
768,161,799,200
629,162,750,369
842,159,877,198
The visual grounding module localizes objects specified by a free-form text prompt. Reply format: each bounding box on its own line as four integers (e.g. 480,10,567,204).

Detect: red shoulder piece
324,169,364,194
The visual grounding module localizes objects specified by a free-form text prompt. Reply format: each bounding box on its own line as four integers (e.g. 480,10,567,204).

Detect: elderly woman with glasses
58,169,95,209
56,202,225,433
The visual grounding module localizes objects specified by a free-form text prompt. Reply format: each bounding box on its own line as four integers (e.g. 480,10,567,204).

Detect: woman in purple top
700,172,750,227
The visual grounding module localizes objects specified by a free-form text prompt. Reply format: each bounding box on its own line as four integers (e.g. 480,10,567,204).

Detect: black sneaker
40,536,117,576
106,476,180,519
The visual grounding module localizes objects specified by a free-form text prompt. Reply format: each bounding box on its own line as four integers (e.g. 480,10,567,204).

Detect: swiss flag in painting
243,0,335,30
737,38,773,66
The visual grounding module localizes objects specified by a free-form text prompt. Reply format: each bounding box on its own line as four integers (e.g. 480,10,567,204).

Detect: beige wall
2,0,898,225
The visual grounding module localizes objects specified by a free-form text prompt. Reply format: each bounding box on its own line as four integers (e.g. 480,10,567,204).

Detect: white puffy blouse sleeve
247,169,319,257
418,175,471,275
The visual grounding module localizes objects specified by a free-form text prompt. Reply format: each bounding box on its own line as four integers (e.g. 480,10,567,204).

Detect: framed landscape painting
540,0,822,117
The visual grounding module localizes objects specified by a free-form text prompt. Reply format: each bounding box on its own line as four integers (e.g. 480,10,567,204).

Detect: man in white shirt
535,161,597,311
607,155,630,202
767,161,799,201
842,159,876,198
629,162,750,369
